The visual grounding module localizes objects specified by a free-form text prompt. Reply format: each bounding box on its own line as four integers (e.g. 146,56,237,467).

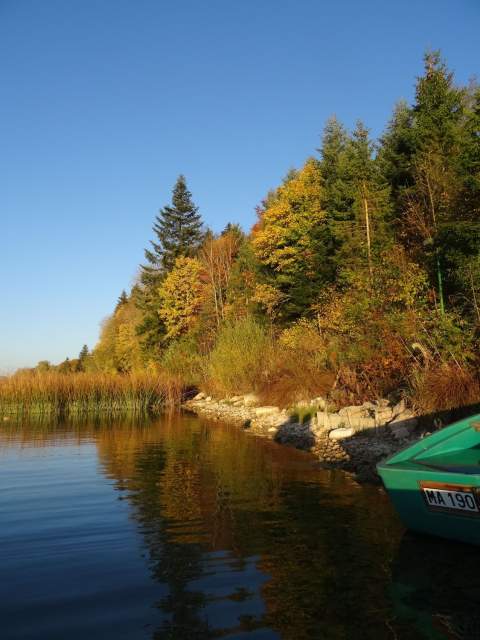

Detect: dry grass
0,370,183,415
410,363,480,413
257,347,335,407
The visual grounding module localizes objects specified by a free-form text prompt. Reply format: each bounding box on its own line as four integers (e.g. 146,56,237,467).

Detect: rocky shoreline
183,392,430,483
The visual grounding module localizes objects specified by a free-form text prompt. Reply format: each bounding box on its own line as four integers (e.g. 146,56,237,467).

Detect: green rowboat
378,414,480,545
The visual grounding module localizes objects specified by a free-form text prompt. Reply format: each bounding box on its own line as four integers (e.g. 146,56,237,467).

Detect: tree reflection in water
2,413,461,639
94,413,408,639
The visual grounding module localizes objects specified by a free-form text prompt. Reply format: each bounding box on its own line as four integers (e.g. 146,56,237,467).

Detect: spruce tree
413,51,465,155
318,116,353,228
377,100,416,208
319,118,392,285
400,52,467,312
443,85,480,316
115,290,128,311
340,121,392,283
459,86,480,214
141,175,203,285
137,175,204,358
76,344,89,371
317,117,353,286
79,344,89,361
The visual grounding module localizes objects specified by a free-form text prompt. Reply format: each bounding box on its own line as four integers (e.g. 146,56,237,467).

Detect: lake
1,413,479,639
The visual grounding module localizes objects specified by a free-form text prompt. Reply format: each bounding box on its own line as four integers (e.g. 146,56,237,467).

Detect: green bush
161,337,204,387
206,318,271,396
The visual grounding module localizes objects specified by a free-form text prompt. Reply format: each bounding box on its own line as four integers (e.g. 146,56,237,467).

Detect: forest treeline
22,53,480,412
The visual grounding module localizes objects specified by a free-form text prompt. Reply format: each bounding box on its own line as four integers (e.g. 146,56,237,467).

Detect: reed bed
0,370,184,415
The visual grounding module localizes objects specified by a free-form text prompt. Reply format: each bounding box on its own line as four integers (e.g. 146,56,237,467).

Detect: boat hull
378,414,480,545
378,463,480,545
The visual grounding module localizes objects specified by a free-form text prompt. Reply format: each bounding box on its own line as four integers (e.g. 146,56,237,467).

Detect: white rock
375,407,393,424
314,411,330,428
390,409,417,424
268,427,278,433
233,400,244,407
329,427,354,440
354,417,377,430
339,405,365,417
377,398,390,408
230,395,243,402
391,399,406,419
205,396,212,402
316,412,347,429
333,407,377,431
243,393,260,407
255,406,280,417
193,392,206,401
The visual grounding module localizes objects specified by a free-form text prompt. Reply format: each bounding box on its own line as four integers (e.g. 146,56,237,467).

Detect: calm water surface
1,413,480,640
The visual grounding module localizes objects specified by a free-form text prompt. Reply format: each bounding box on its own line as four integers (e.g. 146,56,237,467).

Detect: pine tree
317,117,355,283
79,344,89,361
319,119,392,286
339,121,392,284
318,116,353,227
443,85,480,317
413,51,465,155
137,176,204,359
399,52,467,313
221,222,244,242
115,290,128,311
459,86,480,215
377,100,416,208
75,344,90,372
141,175,204,285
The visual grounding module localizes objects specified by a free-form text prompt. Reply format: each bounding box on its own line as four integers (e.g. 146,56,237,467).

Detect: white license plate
421,485,479,513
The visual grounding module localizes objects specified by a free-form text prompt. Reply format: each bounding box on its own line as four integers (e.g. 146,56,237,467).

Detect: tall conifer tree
340,122,392,282
79,344,89,360
401,52,467,312
377,100,416,208
141,175,203,286
318,116,353,229
115,290,129,311
137,175,204,357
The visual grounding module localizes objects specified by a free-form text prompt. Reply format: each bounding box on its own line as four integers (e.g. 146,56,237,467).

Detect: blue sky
1,0,479,371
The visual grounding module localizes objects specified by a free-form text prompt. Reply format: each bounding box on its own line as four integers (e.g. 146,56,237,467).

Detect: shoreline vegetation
3,52,480,442
0,371,183,415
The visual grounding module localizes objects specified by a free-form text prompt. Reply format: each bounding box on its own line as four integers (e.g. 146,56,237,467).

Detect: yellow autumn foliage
252,158,326,275
93,297,144,372
158,256,205,339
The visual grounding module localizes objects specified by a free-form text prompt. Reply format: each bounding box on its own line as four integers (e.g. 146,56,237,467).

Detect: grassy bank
6,320,480,417
0,371,183,415
160,316,480,415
